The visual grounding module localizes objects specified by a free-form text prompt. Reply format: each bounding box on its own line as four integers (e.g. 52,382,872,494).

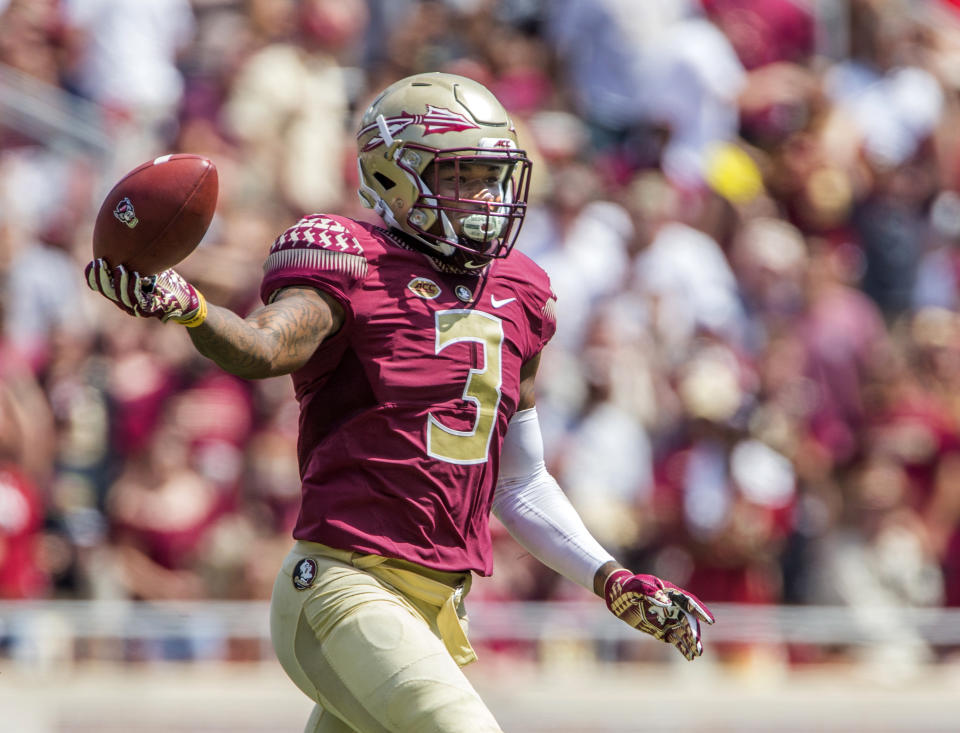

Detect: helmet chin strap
414,181,459,257
420,202,497,257
438,209,461,248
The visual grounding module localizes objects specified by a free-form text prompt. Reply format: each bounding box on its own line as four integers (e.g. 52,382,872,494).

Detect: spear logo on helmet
359,105,480,151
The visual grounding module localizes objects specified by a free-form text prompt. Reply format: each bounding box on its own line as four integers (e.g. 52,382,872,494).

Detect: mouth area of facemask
461,206,508,242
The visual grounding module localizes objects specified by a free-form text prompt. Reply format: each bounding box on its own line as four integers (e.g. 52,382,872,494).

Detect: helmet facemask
410,148,531,261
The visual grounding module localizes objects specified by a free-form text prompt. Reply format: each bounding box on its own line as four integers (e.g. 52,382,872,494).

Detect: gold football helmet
357,72,532,262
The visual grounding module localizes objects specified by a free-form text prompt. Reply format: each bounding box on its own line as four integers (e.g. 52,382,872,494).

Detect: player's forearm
493,409,617,591
593,560,623,597
186,302,288,378
185,286,339,378
492,470,617,591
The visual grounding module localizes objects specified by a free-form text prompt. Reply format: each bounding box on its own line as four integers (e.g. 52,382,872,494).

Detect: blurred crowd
4,0,960,666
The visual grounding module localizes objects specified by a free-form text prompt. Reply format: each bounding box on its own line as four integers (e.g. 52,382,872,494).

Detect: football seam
135,162,213,268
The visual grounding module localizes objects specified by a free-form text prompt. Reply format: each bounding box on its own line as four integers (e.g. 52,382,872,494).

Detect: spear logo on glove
603,569,715,661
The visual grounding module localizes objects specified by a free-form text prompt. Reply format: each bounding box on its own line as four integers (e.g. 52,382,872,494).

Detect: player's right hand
603,569,715,661
85,258,207,327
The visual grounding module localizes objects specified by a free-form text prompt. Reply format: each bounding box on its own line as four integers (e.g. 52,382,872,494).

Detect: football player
86,72,714,732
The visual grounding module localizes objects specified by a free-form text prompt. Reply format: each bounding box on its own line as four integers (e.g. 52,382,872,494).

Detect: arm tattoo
187,287,342,379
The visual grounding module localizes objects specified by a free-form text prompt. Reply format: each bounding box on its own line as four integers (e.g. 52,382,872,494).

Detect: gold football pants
270,541,503,733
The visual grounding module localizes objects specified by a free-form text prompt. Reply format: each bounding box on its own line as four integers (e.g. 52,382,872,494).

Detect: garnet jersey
260,215,556,575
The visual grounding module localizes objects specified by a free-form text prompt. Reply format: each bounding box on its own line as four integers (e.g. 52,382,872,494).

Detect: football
92,153,218,275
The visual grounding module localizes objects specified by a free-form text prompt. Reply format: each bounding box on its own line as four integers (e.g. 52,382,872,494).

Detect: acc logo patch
408,277,441,299
292,558,318,590
113,197,138,228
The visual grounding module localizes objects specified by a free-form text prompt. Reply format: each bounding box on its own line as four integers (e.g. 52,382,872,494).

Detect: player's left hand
603,569,715,660
85,258,207,326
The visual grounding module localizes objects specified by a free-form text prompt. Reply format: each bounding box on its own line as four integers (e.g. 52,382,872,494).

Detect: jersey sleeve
537,290,557,354
507,251,557,361
259,215,369,307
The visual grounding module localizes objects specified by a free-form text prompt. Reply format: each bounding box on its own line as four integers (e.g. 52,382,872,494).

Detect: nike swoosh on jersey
490,295,516,308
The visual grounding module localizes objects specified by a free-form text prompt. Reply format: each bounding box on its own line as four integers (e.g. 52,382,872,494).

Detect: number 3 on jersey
427,309,504,464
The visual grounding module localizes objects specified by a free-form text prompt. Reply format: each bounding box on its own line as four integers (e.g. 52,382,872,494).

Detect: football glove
603,569,715,661
85,258,207,327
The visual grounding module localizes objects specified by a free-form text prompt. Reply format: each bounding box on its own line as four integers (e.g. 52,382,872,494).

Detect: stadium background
3,0,960,730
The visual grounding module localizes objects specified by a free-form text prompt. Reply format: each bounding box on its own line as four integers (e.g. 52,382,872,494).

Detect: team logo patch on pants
292,558,318,590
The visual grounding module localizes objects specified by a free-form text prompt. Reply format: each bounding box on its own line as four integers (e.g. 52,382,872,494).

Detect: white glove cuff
493,408,615,590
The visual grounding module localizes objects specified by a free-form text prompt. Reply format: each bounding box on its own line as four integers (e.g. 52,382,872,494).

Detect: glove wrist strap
603,568,632,603
604,567,630,587
177,291,208,328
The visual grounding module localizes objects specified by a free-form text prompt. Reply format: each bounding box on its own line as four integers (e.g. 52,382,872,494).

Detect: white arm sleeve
492,408,616,591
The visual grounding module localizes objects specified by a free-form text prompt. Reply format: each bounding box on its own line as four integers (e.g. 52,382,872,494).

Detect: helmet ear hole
373,172,396,190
